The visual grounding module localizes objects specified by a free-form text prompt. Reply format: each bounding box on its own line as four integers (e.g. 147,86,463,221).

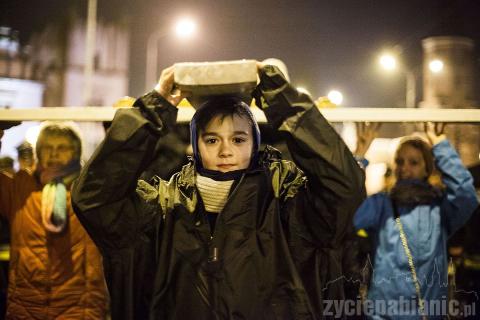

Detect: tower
420,36,479,166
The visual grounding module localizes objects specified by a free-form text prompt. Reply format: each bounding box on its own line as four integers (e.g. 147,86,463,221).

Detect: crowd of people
0,61,478,319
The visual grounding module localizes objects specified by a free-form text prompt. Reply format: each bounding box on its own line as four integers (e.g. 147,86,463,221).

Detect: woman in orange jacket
0,122,108,319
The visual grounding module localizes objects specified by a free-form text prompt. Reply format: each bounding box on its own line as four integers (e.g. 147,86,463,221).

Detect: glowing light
429,59,444,73
25,125,41,146
174,18,197,39
379,54,397,71
327,90,343,105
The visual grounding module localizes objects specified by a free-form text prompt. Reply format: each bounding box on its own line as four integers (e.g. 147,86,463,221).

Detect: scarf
36,160,81,233
195,168,244,213
196,174,234,213
390,179,442,207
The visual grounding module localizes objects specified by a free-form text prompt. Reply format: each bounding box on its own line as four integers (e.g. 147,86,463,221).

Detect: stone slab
174,59,257,108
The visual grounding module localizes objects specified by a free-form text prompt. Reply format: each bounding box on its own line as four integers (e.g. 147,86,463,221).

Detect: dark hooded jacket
72,65,366,319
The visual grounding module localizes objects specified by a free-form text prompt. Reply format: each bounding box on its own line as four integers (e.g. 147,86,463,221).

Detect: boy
72,63,366,319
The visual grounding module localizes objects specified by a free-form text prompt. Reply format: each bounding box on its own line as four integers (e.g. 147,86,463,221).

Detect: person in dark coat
72,63,366,319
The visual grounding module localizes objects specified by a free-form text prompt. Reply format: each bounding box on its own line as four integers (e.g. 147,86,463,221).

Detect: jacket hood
190,96,261,171
35,121,83,162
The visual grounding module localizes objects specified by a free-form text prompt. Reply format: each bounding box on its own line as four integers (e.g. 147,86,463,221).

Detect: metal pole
83,0,97,105
145,32,160,92
406,70,416,108
4,107,480,123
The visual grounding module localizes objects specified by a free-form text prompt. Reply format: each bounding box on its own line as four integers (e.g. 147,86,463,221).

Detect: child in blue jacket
354,123,478,319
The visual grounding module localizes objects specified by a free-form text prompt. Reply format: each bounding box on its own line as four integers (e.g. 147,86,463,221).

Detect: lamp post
145,18,197,91
405,70,416,108
83,0,97,105
379,51,444,108
379,52,416,108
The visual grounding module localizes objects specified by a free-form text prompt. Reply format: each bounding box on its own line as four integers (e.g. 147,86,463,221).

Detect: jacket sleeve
71,91,177,250
0,128,16,221
254,65,366,247
0,173,13,221
353,194,383,232
434,140,479,236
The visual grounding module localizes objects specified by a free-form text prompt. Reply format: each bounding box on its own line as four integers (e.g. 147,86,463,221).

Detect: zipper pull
209,247,218,263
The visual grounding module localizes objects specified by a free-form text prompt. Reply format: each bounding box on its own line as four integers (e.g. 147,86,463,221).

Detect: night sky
2,0,480,107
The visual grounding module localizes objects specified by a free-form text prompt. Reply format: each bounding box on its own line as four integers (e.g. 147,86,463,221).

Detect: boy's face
198,114,253,172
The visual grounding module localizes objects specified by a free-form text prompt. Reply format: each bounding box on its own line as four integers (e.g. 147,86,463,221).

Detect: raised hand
355,122,381,157
424,122,447,146
154,66,187,106
256,61,265,71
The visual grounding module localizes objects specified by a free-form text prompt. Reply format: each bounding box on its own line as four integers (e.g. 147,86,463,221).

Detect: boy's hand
255,61,265,84
424,122,447,146
154,66,187,106
256,61,265,71
355,122,381,157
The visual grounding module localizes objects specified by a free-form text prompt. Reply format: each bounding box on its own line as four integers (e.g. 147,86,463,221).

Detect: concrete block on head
174,59,257,108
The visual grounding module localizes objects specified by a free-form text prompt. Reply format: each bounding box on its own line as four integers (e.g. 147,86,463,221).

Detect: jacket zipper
208,173,246,243
205,173,245,316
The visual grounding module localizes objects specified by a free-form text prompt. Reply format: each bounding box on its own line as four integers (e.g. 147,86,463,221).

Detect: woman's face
394,144,428,181
38,135,75,170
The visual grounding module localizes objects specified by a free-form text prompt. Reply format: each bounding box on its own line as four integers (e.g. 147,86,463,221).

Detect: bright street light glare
327,90,343,105
174,18,196,39
25,125,41,146
379,54,397,71
429,59,444,73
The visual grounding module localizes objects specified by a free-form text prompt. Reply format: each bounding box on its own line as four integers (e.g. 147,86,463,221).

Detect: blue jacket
354,140,478,319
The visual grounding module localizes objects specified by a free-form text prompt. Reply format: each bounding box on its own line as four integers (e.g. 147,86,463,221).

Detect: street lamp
327,90,344,105
429,59,444,73
378,52,416,108
379,52,444,108
379,54,397,71
145,18,197,91
175,18,196,39
83,0,97,105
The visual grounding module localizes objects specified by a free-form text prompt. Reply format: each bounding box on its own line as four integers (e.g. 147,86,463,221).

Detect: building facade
420,36,479,166
0,13,130,161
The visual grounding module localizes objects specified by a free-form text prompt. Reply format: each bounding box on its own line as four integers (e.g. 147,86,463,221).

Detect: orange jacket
0,170,108,319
